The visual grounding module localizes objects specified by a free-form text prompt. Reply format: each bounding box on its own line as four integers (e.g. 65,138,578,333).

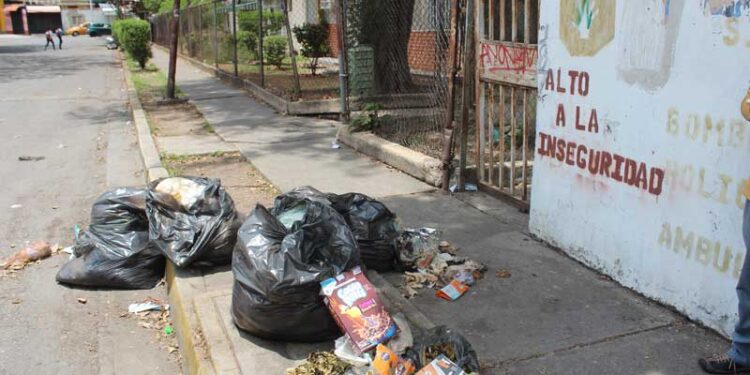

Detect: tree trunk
371,0,415,93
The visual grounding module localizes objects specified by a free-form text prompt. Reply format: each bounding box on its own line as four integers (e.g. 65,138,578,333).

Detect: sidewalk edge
338,126,442,187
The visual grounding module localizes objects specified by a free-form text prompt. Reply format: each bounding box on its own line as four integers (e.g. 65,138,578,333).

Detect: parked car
88,23,111,37
65,22,89,36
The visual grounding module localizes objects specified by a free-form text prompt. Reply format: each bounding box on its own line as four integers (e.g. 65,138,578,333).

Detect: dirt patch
162,152,279,215
143,102,212,137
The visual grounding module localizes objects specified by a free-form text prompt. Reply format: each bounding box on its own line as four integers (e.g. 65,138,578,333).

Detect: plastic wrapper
415,355,467,375
373,344,416,375
321,266,397,353
406,326,479,374
147,177,239,268
232,190,360,342
398,228,440,270
56,188,165,289
328,193,401,272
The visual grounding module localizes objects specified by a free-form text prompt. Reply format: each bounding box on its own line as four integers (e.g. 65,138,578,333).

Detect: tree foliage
292,22,330,75
263,35,287,68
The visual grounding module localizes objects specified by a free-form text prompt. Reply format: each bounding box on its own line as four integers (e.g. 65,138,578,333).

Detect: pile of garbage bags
57,177,239,289
55,181,483,373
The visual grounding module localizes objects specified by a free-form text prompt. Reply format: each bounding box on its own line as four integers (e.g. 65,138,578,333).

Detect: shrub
263,35,287,68
115,19,153,69
292,22,330,75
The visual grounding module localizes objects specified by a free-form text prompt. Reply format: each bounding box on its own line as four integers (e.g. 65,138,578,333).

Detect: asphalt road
0,35,180,374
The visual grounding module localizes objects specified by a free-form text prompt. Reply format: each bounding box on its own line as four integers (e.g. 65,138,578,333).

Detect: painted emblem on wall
560,0,616,56
617,0,685,92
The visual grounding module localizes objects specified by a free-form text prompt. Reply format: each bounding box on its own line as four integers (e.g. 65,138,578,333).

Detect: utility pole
166,0,181,99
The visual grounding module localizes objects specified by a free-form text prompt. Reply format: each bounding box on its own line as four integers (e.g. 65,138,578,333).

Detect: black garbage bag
231,190,360,341
327,192,401,272
405,326,480,373
271,186,401,271
56,188,165,289
146,177,239,268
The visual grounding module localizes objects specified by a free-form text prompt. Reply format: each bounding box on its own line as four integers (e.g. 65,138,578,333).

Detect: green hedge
114,19,153,69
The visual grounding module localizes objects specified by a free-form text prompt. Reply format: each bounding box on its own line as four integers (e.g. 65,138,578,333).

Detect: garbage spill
52,182,486,374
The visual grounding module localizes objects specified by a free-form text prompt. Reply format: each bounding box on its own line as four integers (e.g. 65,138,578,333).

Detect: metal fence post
282,0,301,100
213,0,218,68
440,0,462,190
232,0,238,77
458,0,475,190
336,0,350,121
258,0,265,87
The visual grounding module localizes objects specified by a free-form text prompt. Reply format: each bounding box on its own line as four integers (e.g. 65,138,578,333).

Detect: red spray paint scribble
480,42,538,74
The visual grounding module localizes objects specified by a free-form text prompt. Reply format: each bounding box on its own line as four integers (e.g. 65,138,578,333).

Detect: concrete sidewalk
151,48,728,375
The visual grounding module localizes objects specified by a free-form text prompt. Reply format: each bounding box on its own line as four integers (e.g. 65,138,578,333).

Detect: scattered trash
148,177,239,268
232,187,360,341
286,351,351,375
388,314,414,356
452,271,475,286
398,231,486,299
436,280,469,302
334,336,372,368
406,326,480,374
77,298,87,304
331,140,342,149
328,192,402,272
10,204,21,209
57,144,66,149
163,325,174,335
398,228,440,270
1,241,52,270
448,183,478,193
373,344,416,375
322,266,397,353
10,298,22,304
18,156,45,162
495,270,511,279
56,188,166,289
403,271,438,299
415,355,467,375
128,300,166,314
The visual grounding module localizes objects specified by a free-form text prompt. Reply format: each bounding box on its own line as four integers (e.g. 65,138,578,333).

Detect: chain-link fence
342,0,461,160
151,0,344,101
151,0,466,162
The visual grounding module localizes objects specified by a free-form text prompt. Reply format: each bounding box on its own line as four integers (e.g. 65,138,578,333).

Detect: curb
121,54,215,375
338,126,443,187
122,57,169,182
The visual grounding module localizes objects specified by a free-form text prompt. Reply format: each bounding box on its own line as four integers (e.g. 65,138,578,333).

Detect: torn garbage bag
405,326,480,373
232,197,360,341
327,193,401,272
56,188,165,289
147,177,239,268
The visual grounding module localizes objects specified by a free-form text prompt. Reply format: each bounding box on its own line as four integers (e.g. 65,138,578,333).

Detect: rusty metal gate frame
474,0,538,210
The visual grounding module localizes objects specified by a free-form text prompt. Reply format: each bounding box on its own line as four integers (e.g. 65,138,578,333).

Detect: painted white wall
61,8,110,30
530,1,750,337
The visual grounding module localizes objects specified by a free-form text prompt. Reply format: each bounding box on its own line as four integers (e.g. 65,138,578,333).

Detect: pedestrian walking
55,27,63,49
700,100,750,374
44,29,56,50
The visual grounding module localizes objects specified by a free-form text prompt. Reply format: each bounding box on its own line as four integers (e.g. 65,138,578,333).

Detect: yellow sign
560,0,616,56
